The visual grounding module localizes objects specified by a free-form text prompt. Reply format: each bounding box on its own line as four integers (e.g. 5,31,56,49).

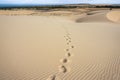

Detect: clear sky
0,0,120,4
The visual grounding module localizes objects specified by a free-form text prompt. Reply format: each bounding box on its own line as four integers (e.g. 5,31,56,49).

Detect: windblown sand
0,9,120,80
107,11,120,23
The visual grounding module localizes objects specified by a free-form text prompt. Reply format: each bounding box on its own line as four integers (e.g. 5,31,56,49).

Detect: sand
0,9,120,80
106,11,120,23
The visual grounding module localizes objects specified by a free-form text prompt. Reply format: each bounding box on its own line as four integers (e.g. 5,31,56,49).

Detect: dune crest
106,11,120,23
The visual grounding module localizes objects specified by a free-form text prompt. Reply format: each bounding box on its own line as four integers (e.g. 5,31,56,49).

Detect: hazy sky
0,0,120,4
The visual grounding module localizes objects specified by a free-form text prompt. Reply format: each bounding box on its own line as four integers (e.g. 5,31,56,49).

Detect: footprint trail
47,26,75,80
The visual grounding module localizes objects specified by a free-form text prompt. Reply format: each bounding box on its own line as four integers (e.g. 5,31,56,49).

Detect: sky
0,0,120,4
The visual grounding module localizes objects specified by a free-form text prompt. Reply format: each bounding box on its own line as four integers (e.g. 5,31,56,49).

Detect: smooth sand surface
0,10,120,80
106,11,120,23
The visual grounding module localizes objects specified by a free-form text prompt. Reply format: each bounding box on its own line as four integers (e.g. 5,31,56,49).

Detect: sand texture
106,11,120,23
0,9,120,80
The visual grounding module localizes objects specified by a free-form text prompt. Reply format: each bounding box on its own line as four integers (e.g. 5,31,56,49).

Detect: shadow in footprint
58,65,67,73
65,53,71,57
71,46,74,48
47,75,61,80
60,58,68,63
65,49,69,51
47,75,56,80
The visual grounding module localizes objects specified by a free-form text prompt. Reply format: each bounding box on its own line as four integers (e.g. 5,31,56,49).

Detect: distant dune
106,11,120,23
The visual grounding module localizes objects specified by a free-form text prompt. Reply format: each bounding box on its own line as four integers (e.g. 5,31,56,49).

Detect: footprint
47,75,61,80
60,58,68,63
68,37,71,39
71,46,74,48
65,53,71,57
66,38,69,41
65,49,69,51
69,40,71,43
58,65,67,73
67,42,69,45
64,36,67,39
47,75,56,80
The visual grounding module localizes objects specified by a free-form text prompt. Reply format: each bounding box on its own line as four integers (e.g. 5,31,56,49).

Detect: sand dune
70,10,111,23
106,11,120,23
0,9,120,80
75,14,109,23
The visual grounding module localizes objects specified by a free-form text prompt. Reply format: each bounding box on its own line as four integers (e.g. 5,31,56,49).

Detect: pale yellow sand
0,9,120,80
106,11,120,23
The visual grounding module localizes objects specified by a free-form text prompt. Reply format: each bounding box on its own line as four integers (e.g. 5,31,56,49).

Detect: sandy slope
0,10,120,80
107,11,120,23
